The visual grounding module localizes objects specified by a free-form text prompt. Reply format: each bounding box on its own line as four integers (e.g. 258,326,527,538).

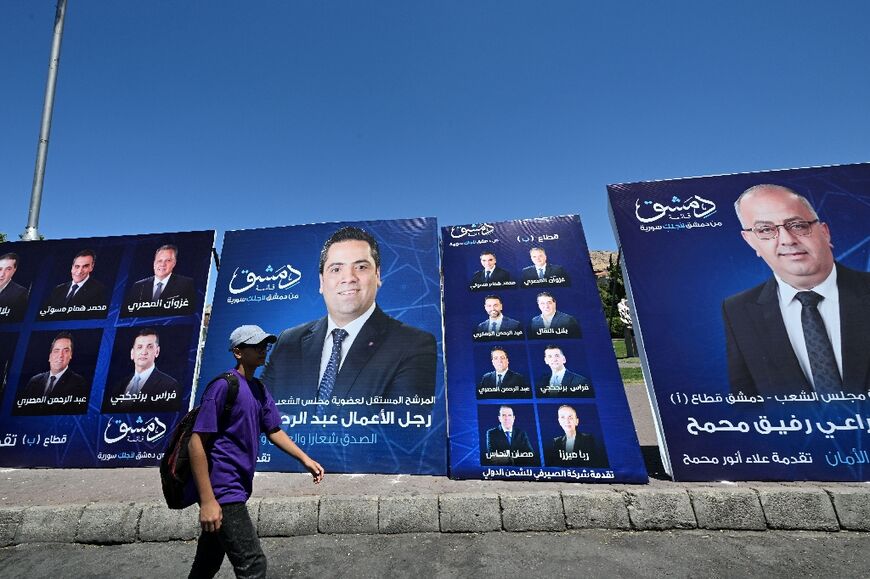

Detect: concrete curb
2,486,869,545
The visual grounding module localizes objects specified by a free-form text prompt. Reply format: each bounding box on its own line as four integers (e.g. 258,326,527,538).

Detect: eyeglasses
742,219,819,240
240,343,272,352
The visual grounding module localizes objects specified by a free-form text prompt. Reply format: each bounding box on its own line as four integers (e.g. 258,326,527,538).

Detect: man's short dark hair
135,327,160,346
0,253,19,267
319,227,380,274
480,250,496,258
544,344,563,355
490,346,508,357
537,291,554,301
155,244,179,259
73,249,97,265
484,294,502,303
51,331,74,353
498,405,514,414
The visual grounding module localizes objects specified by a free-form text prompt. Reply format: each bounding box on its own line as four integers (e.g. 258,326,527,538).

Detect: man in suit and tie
0,253,29,323
41,249,109,319
103,328,181,413
261,227,436,402
123,244,196,317
470,251,513,288
474,295,523,340
529,292,582,339
16,332,89,415
483,405,539,466
521,246,570,287
722,184,870,397
477,347,531,399
537,345,594,397
545,405,607,468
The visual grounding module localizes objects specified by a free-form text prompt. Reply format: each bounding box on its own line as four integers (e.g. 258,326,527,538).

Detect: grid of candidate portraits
610,162,870,481
0,231,214,468
442,216,647,483
197,218,447,475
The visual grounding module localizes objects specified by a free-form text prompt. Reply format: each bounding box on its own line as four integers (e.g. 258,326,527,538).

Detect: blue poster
442,217,647,483
609,163,870,481
199,218,446,475
0,231,214,467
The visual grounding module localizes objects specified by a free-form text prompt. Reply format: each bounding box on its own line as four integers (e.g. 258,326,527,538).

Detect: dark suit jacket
529,311,582,338
521,263,570,285
545,433,607,468
474,316,523,341
536,369,594,397
0,281,29,323
477,369,531,399
122,274,196,317
15,369,89,415
102,367,182,413
261,306,437,400
484,426,539,466
722,263,870,397
470,267,513,285
41,278,108,319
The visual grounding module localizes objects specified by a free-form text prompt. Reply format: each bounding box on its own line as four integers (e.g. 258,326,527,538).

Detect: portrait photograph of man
123,244,197,317
722,184,870,397
469,250,514,289
102,327,183,413
39,249,110,320
480,405,539,466
261,226,437,401
528,291,582,339
14,331,96,416
476,346,531,399
521,246,570,287
0,253,29,323
536,344,594,398
473,295,523,341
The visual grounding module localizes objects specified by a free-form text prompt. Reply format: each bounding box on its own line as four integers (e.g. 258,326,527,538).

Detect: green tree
597,252,626,337
0,232,6,243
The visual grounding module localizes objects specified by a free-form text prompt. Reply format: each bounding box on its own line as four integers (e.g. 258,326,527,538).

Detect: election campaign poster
442,216,647,482
609,163,870,481
0,230,214,467
199,218,446,475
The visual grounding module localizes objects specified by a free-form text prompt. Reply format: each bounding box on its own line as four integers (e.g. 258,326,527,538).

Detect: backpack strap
198,371,241,423
221,372,240,421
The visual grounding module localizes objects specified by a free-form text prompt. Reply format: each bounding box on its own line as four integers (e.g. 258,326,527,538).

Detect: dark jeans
189,501,266,579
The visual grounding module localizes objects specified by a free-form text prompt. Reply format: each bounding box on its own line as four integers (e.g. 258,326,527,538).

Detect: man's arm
188,432,221,532
722,301,758,396
266,429,324,483
385,329,437,398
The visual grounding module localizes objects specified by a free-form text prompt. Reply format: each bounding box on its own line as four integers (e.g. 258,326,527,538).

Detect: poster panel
199,218,446,475
0,230,215,467
442,216,647,482
609,163,870,481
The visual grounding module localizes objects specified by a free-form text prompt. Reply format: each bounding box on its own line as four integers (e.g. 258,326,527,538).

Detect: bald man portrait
722,184,870,398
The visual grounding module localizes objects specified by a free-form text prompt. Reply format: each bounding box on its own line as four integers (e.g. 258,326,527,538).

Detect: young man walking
189,325,325,578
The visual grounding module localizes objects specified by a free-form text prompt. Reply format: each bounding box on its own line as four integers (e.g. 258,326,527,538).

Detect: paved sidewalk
2,386,869,545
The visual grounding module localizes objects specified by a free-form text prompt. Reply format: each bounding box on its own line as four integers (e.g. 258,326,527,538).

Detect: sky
2,1,870,251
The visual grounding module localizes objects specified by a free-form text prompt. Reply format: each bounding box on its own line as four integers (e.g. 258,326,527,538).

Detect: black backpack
160,372,240,509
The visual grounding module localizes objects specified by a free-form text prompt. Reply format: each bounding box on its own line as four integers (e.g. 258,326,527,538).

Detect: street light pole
22,0,68,241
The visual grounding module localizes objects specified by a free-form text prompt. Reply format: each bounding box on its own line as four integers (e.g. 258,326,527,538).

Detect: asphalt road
3,530,869,578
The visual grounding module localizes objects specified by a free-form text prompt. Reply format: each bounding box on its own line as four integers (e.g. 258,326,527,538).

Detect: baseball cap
228,325,277,351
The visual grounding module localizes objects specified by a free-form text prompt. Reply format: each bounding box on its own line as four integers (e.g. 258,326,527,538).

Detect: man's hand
199,498,222,532
304,458,325,484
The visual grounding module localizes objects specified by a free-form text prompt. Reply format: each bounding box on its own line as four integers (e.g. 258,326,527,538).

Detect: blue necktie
318,329,349,400
505,431,512,445
795,291,842,394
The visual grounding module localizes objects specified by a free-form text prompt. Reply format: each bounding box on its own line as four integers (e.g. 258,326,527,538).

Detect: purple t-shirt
193,369,282,504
